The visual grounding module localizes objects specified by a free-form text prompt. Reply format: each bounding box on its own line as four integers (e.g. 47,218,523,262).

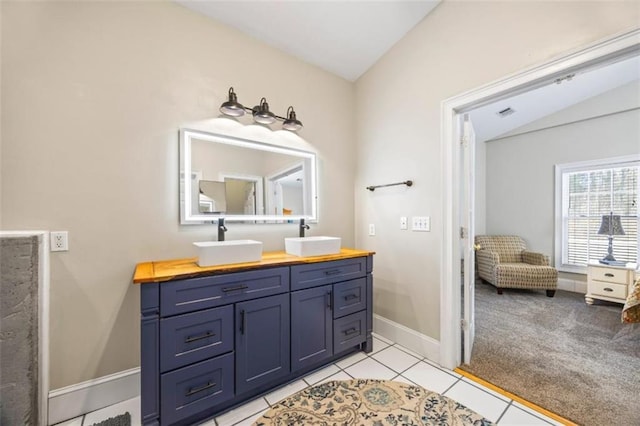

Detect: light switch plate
368,224,376,236
411,216,430,232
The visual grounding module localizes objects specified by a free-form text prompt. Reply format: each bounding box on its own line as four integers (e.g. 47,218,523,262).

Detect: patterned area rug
256,379,493,425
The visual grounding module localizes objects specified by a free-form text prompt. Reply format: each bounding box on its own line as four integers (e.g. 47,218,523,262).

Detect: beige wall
354,1,639,339
1,1,356,388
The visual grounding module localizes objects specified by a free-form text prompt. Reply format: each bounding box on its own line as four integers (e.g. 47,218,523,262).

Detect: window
555,156,639,273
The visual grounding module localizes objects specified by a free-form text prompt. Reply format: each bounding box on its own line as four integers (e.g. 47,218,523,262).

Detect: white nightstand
585,261,638,305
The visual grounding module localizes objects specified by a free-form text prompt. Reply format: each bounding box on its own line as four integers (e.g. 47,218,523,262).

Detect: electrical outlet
368,224,376,236
50,231,69,252
411,216,431,232
400,216,408,230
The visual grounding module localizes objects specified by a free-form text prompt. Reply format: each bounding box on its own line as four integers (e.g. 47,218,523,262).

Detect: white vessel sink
285,236,341,257
193,240,263,267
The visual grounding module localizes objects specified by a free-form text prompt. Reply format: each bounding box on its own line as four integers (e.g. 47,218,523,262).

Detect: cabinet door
291,285,333,372
235,293,290,394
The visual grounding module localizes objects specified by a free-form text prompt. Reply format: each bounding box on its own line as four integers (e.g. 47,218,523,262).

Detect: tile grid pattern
57,335,562,426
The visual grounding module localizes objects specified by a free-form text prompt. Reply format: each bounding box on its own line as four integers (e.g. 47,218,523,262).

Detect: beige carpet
256,379,493,425
461,282,640,426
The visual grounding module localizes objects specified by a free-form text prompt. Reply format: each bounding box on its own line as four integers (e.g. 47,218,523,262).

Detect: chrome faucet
218,218,228,241
299,218,310,237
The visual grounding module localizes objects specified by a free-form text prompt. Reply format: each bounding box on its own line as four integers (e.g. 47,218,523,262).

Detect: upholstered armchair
475,235,558,297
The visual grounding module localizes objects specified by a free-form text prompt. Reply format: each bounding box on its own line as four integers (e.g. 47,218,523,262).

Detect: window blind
563,165,638,266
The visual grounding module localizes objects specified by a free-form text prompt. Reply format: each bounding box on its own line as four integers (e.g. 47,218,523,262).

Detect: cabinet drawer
333,310,366,354
591,280,627,299
291,258,367,291
160,353,234,425
161,267,289,316
333,278,366,319
590,267,628,285
160,305,233,373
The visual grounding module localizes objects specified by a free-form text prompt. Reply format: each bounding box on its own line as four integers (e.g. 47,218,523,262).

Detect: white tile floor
60,335,563,426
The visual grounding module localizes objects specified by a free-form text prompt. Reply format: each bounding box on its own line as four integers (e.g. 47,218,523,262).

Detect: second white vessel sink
193,240,263,267
285,236,341,257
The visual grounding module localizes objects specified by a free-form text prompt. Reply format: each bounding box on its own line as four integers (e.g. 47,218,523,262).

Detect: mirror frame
180,128,318,224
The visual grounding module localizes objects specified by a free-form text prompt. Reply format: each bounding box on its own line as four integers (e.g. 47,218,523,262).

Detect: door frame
439,28,640,369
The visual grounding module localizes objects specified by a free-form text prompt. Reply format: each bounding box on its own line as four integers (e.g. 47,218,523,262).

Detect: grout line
391,343,425,360
459,376,511,403
229,398,269,426
454,368,578,426
494,400,513,424
441,377,462,395
394,359,422,376
421,357,464,380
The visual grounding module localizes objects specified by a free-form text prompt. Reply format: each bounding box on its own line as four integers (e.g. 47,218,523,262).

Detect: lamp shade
219,87,245,117
283,106,303,131
252,98,276,124
597,212,625,236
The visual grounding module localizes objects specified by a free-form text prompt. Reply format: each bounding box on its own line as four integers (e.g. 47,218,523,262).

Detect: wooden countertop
133,248,375,284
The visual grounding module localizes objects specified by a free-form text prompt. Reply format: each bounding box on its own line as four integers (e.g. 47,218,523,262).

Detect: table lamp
597,212,625,264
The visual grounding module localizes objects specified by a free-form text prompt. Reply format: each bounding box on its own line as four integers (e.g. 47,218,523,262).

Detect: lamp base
599,259,627,266
600,236,618,264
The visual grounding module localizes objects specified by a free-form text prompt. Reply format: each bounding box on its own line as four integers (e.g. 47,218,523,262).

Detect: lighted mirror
180,129,317,224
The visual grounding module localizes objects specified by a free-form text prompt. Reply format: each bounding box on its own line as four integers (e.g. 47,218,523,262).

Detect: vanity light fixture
252,98,277,124
219,87,303,132
219,87,245,117
283,106,303,131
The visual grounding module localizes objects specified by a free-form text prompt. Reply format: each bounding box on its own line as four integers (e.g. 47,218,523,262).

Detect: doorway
440,29,640,369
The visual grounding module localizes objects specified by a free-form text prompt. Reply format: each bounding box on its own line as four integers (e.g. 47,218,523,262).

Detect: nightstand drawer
591,281,627,299
591,267,628,284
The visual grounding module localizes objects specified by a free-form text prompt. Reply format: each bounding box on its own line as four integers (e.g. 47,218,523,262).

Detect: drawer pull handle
184,331,215,343
222,284,248,293
325,269,342,276
240,310,246,334
185,381,216,397
344,294,358,301
604,273,614,277
343,327,358,336
604,287,614,292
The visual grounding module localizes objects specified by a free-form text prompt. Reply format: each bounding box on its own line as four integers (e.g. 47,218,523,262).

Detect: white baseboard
48,368,140,425
558,277,587,294
373,314,440,365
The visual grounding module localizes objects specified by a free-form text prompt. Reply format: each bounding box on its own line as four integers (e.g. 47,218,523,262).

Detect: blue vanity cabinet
291,285,333,371
290,258,372,375
235,293,290,394
138,253,373,426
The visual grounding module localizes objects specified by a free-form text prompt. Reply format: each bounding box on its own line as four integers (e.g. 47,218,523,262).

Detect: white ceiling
177,1,639,138
176,0,440,81
468,55,640,142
